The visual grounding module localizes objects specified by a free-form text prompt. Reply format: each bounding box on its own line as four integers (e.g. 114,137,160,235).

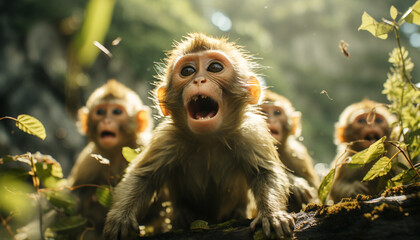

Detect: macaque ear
157,87,170,116
336,127,347,143
136,110,149,133
247,76,261,105
77,107,89,135
290,111,302,137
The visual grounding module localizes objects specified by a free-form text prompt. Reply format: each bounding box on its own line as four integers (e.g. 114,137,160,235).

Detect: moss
316,199,362,217
382,182,420,197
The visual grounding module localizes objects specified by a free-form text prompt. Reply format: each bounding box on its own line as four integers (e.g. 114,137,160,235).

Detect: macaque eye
96,108,106,116
274,110,282,116
357,117,367,124
207,62,223,73
181,66,196,76
375,117,383,124
112,108,123,115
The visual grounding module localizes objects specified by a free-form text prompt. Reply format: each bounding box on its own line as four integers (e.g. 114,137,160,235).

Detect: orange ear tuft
290,112,302,137
136,110,149,133
247,76,261,105
157,87,170,116
336,127,347,143
77,107,89,135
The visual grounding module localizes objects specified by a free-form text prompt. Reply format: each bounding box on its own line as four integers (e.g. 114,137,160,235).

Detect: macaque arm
103,149,167,239
249,163,294,238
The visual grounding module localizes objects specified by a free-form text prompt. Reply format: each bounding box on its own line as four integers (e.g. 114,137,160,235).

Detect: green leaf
390,6,398,20
96,185,113,208
349,137,386,165
358,12,393,39
403,1,420,25
386,166,419,188
190,220,209,230
122,147,141,163
16,114,46,140
318,168,336,203
363,157,392,181
44,190,78,215
49,216,87,232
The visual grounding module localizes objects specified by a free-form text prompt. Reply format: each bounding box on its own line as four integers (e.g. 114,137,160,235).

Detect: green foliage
358,12,393,39
190,220,210,230
122,146,142,163
318,168,336,204
49,216,87,232
44,190,78,215
96,185,113,208
0,114,47,140
349,137,386,166
383,47,420,159
363,157,392,181
319,1,420,203
403,1,420,25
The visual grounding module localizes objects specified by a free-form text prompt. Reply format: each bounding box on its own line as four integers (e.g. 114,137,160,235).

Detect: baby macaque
329,99,402,202
260,90,319,212
103,33,294,239
68,79,152,236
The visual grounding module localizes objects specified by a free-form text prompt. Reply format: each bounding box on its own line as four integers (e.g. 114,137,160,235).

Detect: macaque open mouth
100,131,116,138
269,127,279,135
363,132,381,143
188,95,219,120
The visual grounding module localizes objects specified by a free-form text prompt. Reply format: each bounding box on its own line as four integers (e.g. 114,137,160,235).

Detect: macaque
67,79,152,236
103,33,294,239
329,99,402,203
260,90,319,212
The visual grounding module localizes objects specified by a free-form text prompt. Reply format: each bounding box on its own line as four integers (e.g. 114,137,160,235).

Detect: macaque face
171,50,235,134
260,103,288,143
90,103,130,149
347,112,389,150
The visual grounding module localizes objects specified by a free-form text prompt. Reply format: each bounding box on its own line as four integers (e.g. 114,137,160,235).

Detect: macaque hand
250,210,295,239
103,210,138,240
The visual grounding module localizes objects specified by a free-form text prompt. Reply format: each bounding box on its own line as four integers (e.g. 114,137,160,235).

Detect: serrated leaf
349,137,386,165
318,168,336,203
404,1,420,25
16,114,46,140
49,216,87,232
122,147,141,163
44,190,78,214
358,12,393,39
390,6,398,20
96,185,112,208
363,157,392,181
190,220,209,230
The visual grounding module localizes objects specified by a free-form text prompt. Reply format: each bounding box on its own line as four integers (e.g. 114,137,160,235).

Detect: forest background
1,0,419,176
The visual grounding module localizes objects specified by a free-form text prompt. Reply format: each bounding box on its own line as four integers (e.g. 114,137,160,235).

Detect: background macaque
67,79,152,236
260,90,319,212
104,33,294,239
329,99,403,203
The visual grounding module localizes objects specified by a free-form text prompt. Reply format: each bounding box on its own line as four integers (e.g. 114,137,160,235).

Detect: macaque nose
193,77,206,84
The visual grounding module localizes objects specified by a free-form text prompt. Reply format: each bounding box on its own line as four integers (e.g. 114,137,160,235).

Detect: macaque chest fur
166,139,251,223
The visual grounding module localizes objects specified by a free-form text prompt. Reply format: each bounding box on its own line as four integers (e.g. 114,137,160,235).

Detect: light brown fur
104,33,294,239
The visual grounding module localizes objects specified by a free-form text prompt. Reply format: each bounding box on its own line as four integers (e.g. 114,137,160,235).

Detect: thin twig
388,142,420,178
0,215,17,240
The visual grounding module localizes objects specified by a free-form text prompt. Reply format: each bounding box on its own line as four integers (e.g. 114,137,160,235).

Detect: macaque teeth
202,95,207,99
192,95,198,101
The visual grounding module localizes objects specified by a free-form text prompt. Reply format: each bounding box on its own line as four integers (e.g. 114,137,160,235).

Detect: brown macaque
329,99,403,203
103,33,294,239
67,79,152,236
260,90,319,212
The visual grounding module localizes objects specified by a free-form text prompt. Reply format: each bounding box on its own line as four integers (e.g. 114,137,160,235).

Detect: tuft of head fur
86,79,143,117
334,98,396,145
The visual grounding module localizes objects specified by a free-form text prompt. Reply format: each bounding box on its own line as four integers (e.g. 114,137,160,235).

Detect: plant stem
394,28,418,90
0,116,18,121
28,153,44,240
389,142,420,178
0,215,17,240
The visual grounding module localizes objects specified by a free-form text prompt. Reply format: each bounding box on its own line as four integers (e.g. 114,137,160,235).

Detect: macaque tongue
195,110,217,119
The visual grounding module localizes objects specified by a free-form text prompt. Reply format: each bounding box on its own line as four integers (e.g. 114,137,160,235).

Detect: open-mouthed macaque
329,99,401,203
103,33,294,239
67,79,152,236
260,90,319,212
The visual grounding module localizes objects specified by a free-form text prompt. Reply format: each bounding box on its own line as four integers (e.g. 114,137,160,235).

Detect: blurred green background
1,0,419,175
